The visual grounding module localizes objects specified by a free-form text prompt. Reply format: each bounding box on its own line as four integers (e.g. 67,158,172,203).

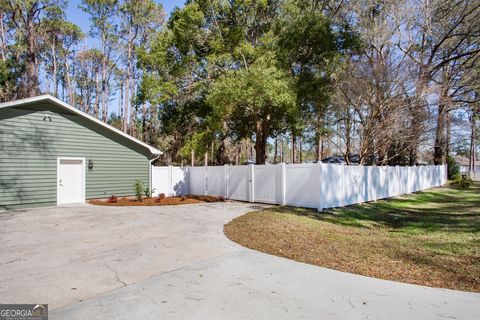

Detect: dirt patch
90,194,224,206
224,183,480,292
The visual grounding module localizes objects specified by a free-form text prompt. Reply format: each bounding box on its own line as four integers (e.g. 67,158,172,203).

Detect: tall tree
119,0,164,133
276,0,356,162
397,0,480,164
80,0,119,121
42,18,83,99
207,56,297,164
74,48,103,116
2,0,67,97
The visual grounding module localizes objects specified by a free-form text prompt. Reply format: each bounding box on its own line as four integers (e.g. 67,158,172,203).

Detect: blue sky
65,0,185,45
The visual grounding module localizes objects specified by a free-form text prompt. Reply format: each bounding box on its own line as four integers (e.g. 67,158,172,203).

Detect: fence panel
151,166,170,197
151,166,188,196
406,166,415,193
189,167,206,195
285,164,320,208
387,166,398,197
343,165,366,206
320,164,344,208
171,167,189,196
228,165,250,201
253,165,278,204
207,166,226,197
376,167,390,200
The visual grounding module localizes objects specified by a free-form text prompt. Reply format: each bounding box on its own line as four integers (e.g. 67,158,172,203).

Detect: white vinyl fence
152,163,447,210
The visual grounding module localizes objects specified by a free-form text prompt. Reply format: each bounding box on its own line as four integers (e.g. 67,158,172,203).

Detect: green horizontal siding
0,102,151,209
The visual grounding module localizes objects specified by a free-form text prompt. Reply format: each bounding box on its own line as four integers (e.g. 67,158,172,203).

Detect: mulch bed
90,194,224,206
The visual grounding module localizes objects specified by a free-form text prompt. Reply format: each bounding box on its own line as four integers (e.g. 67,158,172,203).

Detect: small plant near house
134,180,144,201
107,195,118,203
144,187,156,198
156,193,166,203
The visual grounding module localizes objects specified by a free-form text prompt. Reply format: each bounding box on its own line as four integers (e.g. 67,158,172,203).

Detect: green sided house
0,94,161,210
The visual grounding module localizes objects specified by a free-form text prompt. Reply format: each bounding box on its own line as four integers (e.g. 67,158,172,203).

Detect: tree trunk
214,140,227,165
299,136,303,163
434,96,447,165
65,57,74,105
103,80,109,122
52,41,57,97
320,138,324,161
25,25,39,97
273,137,278,164
142,103,147,141
94,71,100,118
446,111,451,158
0,12,6,62
119,83,123,121
315,133,321,162
409,66,429,166
124,34,132,133
291,133,296,164
280,136,284,162
345,110,352,161
254,119,269,164
469,113,476,173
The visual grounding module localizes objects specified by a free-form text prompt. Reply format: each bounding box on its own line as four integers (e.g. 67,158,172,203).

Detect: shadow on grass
272,182,480,233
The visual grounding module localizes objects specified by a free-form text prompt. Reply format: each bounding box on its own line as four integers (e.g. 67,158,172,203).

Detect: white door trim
57,157,86,205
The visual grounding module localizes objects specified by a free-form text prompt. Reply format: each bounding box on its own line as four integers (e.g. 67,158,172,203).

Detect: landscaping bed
224,181,480,292
90,194,224,206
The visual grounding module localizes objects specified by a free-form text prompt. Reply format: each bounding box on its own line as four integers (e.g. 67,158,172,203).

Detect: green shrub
446,156,460,180
458,175,472,189
134,180,144,201
144,187,156,198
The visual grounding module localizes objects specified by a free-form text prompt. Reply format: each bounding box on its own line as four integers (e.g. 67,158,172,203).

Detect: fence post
317,162,323,212
186,166,190,195
396,165,401,196
280,163,286,206
363,165,368,203
373,165,378,202
341,163,346,207
444,164,448,184
204,165,208,196
224,164,229,199
168,165,173,196
249,164,255,203
405,166,410,194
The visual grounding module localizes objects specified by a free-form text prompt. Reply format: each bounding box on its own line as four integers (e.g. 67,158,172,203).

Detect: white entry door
57,158,85,205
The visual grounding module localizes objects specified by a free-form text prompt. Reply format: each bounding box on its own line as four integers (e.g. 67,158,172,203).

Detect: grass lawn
224,181,480,292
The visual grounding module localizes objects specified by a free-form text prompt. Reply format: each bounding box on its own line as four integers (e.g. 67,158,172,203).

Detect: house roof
455,155,479,166
0,94,161,156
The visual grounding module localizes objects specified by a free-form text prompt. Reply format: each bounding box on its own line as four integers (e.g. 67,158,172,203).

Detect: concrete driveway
0,202,478,320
